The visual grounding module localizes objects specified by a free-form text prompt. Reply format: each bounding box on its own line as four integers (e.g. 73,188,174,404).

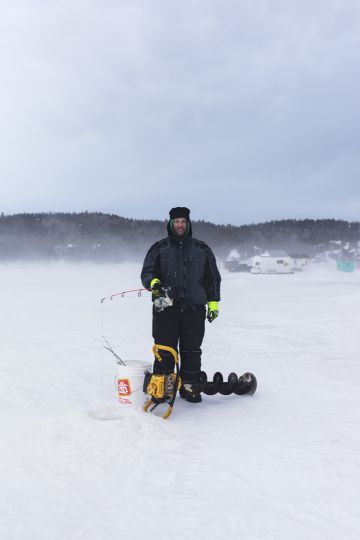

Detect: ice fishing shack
251,250,293,274
337,259,356,272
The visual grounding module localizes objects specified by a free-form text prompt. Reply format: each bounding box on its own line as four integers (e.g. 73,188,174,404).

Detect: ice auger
143,344,257,419
190,371,257,396
143,344,181,419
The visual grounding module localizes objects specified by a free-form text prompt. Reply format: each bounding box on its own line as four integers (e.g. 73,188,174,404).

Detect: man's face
172,217,187,237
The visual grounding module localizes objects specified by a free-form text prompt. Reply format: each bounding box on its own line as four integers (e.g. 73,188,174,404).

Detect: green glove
150,278,164,296
207,301,219,323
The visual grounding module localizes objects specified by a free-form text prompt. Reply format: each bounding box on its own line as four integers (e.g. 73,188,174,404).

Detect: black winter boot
179,384,202,403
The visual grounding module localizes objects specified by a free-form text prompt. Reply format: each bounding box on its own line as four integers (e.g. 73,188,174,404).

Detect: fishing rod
100,287,151,303
100,285,173,312
102,336,126,366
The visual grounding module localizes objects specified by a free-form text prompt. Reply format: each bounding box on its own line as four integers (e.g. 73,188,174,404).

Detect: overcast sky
0,0,359,225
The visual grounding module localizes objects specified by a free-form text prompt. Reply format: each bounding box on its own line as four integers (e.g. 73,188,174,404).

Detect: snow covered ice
1,262,360,540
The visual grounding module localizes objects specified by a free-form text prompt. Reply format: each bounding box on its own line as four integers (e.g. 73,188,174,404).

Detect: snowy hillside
1,263,359,539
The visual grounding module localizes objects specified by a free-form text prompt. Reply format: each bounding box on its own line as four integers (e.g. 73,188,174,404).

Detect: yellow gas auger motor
143,344,181,419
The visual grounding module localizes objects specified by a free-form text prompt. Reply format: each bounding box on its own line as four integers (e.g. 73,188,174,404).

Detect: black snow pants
152,303,206,383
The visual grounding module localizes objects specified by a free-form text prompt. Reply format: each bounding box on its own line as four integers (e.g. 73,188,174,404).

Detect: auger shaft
190,371,257,396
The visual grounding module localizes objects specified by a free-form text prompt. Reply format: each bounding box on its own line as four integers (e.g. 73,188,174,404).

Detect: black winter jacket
141,229,221,306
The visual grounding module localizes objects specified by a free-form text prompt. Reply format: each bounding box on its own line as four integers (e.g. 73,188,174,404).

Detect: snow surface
1,262,360,540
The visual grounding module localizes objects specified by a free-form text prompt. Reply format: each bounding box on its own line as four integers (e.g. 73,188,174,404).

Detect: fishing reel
153,287,173,312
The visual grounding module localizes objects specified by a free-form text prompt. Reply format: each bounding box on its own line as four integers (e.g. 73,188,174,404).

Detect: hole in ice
88,407,124,421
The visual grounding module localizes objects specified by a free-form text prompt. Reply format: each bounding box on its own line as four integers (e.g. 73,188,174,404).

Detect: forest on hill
0,212,359,262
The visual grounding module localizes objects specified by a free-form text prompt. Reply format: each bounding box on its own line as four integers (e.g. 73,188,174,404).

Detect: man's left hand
207,301,219,323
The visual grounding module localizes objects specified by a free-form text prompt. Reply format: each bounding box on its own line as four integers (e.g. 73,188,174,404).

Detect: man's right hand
150,278,164,297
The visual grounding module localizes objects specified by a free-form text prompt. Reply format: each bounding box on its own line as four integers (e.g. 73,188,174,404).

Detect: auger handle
152,344,179,366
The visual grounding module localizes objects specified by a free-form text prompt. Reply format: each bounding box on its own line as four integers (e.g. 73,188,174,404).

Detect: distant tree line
0,212,359,262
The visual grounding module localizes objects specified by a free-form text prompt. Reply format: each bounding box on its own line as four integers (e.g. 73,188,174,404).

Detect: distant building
289,253,310,272
223,249,252,272
251,250,293,274
223,260,252,272
337,259,356,272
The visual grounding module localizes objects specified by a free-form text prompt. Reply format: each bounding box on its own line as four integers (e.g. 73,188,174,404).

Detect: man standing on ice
141,207,221,403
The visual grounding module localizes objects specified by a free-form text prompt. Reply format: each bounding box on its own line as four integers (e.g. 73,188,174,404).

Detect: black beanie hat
169,207,190,220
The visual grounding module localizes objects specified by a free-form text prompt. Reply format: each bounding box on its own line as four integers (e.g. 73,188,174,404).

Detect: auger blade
234,372,257,395
202,382,218,395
